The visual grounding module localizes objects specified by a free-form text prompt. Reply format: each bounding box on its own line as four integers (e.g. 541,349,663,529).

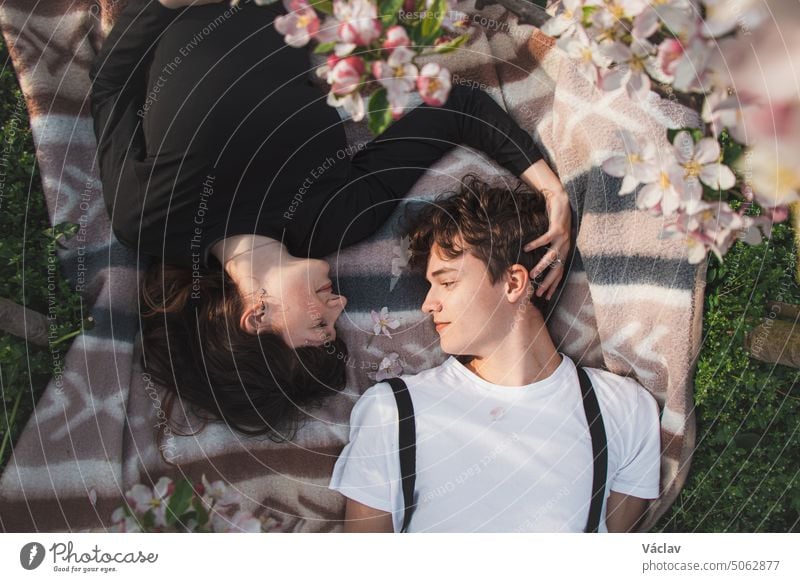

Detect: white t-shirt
330,354,661,532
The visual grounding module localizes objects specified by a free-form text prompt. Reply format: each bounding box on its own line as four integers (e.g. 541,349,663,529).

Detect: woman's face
260,257,347,348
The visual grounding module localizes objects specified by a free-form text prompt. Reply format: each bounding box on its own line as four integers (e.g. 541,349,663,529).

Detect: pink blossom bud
327,54,342,69
383,25,410,50
335,0,382,47
657,38,684,78
768,205,790,223
416,62,451,106
329,56,365,96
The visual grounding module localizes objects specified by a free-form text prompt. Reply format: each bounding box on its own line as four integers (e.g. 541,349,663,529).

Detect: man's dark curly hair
407,173,552,315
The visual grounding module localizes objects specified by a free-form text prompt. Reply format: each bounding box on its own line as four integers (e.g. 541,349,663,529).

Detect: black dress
89,0,543,269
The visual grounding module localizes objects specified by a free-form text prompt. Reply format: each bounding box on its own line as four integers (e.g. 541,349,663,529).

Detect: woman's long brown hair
140,261,348,447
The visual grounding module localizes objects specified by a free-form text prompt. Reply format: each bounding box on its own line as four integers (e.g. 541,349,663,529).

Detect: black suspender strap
386,368,607,533
386,377,417,533
577,366,608,533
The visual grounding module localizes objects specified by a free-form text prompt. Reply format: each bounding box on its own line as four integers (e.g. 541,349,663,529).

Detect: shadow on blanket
0,0,701,532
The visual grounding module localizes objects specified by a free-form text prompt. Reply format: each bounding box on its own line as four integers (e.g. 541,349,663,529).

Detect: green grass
655,223,800,532
0,41,85,469
1,31,798,531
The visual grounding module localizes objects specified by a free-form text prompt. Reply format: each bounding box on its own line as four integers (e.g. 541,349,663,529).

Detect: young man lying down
329,175,662,533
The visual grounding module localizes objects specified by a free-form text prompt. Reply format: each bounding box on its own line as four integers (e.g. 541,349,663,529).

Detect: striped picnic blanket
0,0,700,531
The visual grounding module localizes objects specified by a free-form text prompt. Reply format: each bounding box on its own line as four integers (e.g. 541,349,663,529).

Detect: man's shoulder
582,366,642,390
581,366,657,415
576,366,661,466
362,359,460,400
366,360,454,399
352,362,452,425
404,360,453,386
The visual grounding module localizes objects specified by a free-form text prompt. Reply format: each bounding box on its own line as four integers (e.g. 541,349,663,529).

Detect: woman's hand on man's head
524,188,572,300
519,160,573,301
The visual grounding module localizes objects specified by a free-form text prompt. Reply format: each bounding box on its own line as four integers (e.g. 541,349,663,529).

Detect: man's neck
464,316,562,387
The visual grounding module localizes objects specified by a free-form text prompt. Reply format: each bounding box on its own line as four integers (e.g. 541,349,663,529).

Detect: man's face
420,243,511,356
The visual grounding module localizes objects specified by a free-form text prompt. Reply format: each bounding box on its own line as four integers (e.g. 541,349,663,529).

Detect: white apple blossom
637,155,686,216
634,0,696,41
326,55,366,96
201,475,242,508
592,0,648,27
654,36,715,88
274,0,320,48
109,475,263,532
321,54,368,118
672,131,736,199
543,0,593,40
109,507,141,533
602,130,660,195
334,0,382,56
747,204,791,244
581,1,647,48
600,39,660,99
714,2,800,104
669,36,715,94
586,6,627,44
383,25,411,50
371,306,401,337
543,0,793,263
737,143,800,209
701,0,769,38
375,352,403,381
667,200,749,262
372,47,419,118
417,62,452,106
630,7,660,40
328,90,366,121
316,16,342,44
617,0,648,16
561,28,612,84
655,38,680,83
664,202,715,263
125,476,172,527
